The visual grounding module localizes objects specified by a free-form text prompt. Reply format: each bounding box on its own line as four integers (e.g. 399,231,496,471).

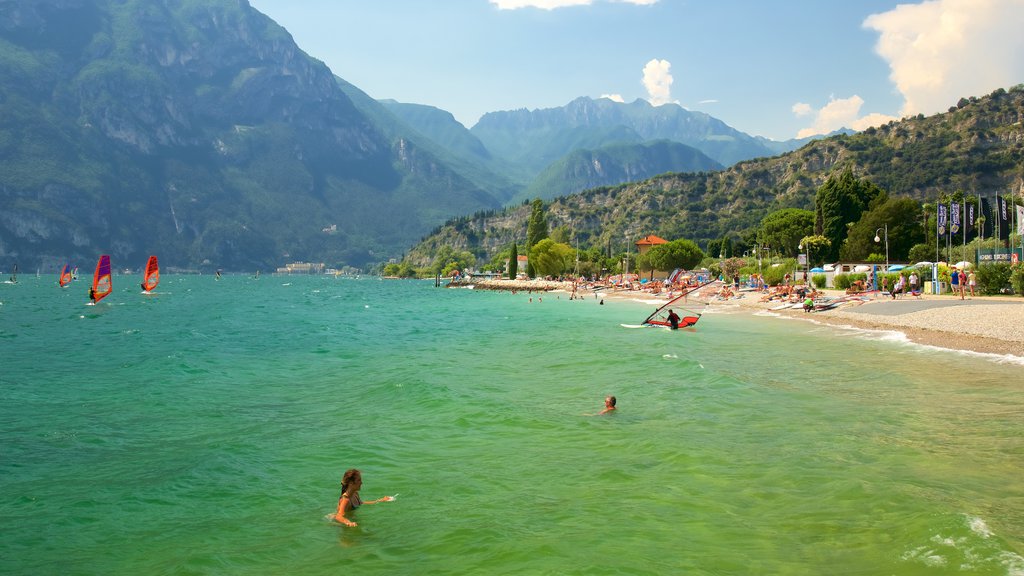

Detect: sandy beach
456,278,1024,359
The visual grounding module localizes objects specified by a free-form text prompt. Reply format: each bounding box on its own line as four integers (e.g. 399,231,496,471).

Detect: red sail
142,256,159,292
59,264,72,287
91,255,112,303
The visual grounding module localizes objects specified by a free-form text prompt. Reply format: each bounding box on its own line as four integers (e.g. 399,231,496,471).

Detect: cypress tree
509,242,518,279
525,199,548,278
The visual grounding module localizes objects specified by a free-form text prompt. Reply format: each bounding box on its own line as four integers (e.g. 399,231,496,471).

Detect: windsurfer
667,309,681,330
88,287,96,303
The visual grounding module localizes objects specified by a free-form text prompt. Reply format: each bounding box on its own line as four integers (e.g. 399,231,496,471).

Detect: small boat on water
141,255,159,293
59,264,73,288
89,255,112,304
641,279,718,329
4,263,17,284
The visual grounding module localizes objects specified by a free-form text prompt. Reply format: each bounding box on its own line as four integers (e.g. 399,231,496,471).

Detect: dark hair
607,396,616,407
341,468,361,493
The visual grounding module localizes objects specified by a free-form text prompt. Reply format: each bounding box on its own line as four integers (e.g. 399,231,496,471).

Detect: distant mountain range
405,86,1024,267
0,0,846,271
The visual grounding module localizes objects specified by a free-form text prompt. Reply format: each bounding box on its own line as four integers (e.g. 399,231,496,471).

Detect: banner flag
981,197,994,238
966,200,976,240
1017,205,1024,236
950,201,961,235
937,203,947,236
998,195,1010,240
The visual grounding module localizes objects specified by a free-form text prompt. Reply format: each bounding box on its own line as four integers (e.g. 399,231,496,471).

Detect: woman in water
333,468,394,526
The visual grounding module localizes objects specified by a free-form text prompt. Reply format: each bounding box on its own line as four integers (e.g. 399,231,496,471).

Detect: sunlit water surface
1,276,1021,575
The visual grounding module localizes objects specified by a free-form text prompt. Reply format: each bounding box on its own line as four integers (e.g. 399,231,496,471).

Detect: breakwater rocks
447,278,574,292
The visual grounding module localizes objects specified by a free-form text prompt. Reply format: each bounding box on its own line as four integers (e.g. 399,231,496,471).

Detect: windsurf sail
91,255,112,303
59,264,72,287
10,263,17,283
642,279,719,329
142,255,159,292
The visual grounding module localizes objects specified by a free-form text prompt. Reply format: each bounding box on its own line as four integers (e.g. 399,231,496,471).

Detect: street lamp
874,224,889,272
624,232,632,281
798,241,810,284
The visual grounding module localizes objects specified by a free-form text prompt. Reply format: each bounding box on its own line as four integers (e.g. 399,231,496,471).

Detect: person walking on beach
667,309,681,330
333,468,395,527
909,271,919,294
968,270,976,298
950,267,960,297
958,269,967,300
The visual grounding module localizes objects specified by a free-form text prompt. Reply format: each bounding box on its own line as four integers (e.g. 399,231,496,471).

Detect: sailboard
641,279,719,329
5,263,17,283
90,255,112,304
59,264,73,288
141,255,160,292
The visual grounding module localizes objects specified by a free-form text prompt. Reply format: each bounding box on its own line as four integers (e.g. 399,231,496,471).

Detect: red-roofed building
634,234,668,255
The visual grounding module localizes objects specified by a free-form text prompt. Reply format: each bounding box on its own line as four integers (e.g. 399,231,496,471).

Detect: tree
644,239,705,273
721,257,746,281
839,197,923,261
432,245,475,276
815,169,885,262
530,239,573,277
757,208,814,258
508,242,518,279
798,235,831,267
525,199,548,277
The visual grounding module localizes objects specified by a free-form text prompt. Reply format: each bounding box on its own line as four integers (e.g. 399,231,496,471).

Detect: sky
248,0,1024,141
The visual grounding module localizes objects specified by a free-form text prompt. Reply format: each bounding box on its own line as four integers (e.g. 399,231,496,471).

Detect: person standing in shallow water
667,309,681,330
333,468,394,527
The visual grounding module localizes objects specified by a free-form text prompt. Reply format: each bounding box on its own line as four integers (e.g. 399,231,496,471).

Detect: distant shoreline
450,277,1024,359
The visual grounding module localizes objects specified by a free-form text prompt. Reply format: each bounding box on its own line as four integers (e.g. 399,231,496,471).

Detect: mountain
0,0,502,271
405,85,1024,267
469,97,799,181
516,139,722,203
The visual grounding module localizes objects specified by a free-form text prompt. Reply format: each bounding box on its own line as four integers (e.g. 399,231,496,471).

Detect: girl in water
333,468,395,526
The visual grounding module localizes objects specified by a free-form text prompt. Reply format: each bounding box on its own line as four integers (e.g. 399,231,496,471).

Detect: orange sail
91,255,112,303
142,255,159,292
59,264,72,287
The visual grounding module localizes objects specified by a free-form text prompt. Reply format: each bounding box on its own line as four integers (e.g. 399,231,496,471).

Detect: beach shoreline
453,278,1024,359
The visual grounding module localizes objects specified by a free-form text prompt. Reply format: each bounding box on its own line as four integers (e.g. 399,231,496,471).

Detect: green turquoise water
1,276,1022,575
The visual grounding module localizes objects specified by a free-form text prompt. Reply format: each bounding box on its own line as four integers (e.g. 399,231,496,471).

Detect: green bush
812,274,827,288
977,263,1012,295
761,263,789,286
833,272,868,290
1011,264,1024,295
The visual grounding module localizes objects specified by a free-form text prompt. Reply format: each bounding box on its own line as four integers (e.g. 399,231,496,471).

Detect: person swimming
333,468,395,527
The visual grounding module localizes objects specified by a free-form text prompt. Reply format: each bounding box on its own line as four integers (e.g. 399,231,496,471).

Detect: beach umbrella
853,265,871,272
810,267,825,273
954,261,973,269
888,265,905,272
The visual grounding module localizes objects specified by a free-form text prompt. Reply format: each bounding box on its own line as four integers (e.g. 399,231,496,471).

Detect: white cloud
795,95,899,138
791,102,813,117
698,99,718,105
642,58,674,106
600,93,625,102
863,0,1024,118
491,0,657,9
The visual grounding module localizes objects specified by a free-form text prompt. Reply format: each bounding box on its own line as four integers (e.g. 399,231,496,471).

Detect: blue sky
248,0,1024,141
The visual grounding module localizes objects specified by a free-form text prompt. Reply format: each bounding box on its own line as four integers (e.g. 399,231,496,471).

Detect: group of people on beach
333,396,617,526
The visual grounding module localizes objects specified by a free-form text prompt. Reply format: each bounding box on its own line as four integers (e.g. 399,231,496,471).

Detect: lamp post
798,241,809,284
624,232,632,282
874,224,889,272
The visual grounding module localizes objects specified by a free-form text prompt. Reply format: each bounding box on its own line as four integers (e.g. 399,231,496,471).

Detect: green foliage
812,274,827,289
643,239,704,272
760,260,796,286
907,243,934,264
508,242,518,279
976,263,1012,295
815,169,885,262
525,199,548,277
798,234,831,266
758,208,814,258
720,257,746,282
530,239,574,277
839,197,924,261
832,273,866,290
1010,264,1024,295
432,246,475,277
